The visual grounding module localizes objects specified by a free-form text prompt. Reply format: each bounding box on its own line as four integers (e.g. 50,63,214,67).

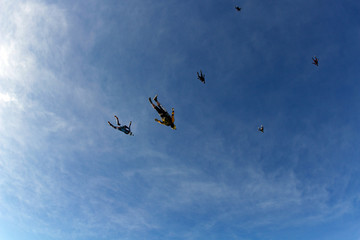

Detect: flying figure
108,116,134,136
258,125,264,133
197,70,205,84
149,95,176,130
312,56,319,66
235,6,241,11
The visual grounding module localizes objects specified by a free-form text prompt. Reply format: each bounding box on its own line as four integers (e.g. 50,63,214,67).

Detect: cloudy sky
1,0,360,239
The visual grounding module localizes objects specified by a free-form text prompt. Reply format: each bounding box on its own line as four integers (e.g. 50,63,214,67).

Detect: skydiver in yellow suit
148,95,176,130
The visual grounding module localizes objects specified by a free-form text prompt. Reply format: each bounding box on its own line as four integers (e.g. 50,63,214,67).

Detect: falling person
312,56,319,66
258,125,264,133
197,70,205,84
108,116,134,136
149,95,176,130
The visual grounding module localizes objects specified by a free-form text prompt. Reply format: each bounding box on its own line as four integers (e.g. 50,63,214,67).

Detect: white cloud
0,0,68,84
0,0,72,228
0,92,17,103
0,2,153,238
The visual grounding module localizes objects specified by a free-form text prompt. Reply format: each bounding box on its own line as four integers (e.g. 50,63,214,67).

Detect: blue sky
1,0,360,239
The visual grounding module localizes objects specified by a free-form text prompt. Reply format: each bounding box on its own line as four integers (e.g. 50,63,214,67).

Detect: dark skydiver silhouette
258,125,264,133
197,70,205,84
312,56,319,66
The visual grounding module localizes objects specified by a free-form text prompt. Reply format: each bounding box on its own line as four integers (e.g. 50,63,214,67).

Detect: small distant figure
149,95,176,130
235,6,241,11
312,56,319,66
258,125,264,133
108,116,134,136
197,70,205,84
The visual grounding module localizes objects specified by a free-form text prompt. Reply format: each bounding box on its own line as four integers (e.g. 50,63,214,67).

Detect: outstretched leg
149,97,156,108
154,95,162,108
150,96,167,115
108,121,117,129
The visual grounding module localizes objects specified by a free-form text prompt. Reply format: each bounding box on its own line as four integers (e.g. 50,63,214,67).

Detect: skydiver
258,125,264,133
312,56,319,66
235,6,241,11
197,70,205,84
108,116,134,136
149,95,176,130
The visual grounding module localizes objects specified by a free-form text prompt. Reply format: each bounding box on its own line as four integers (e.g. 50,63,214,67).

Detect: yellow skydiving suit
155,108,176,130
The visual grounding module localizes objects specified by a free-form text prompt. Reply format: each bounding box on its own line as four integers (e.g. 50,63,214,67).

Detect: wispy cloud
0,1,359,240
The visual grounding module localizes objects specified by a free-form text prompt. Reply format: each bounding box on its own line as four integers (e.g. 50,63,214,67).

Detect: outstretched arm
129,121,132,128
114,116,120,126
171,108,175,123
155,119,166,125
